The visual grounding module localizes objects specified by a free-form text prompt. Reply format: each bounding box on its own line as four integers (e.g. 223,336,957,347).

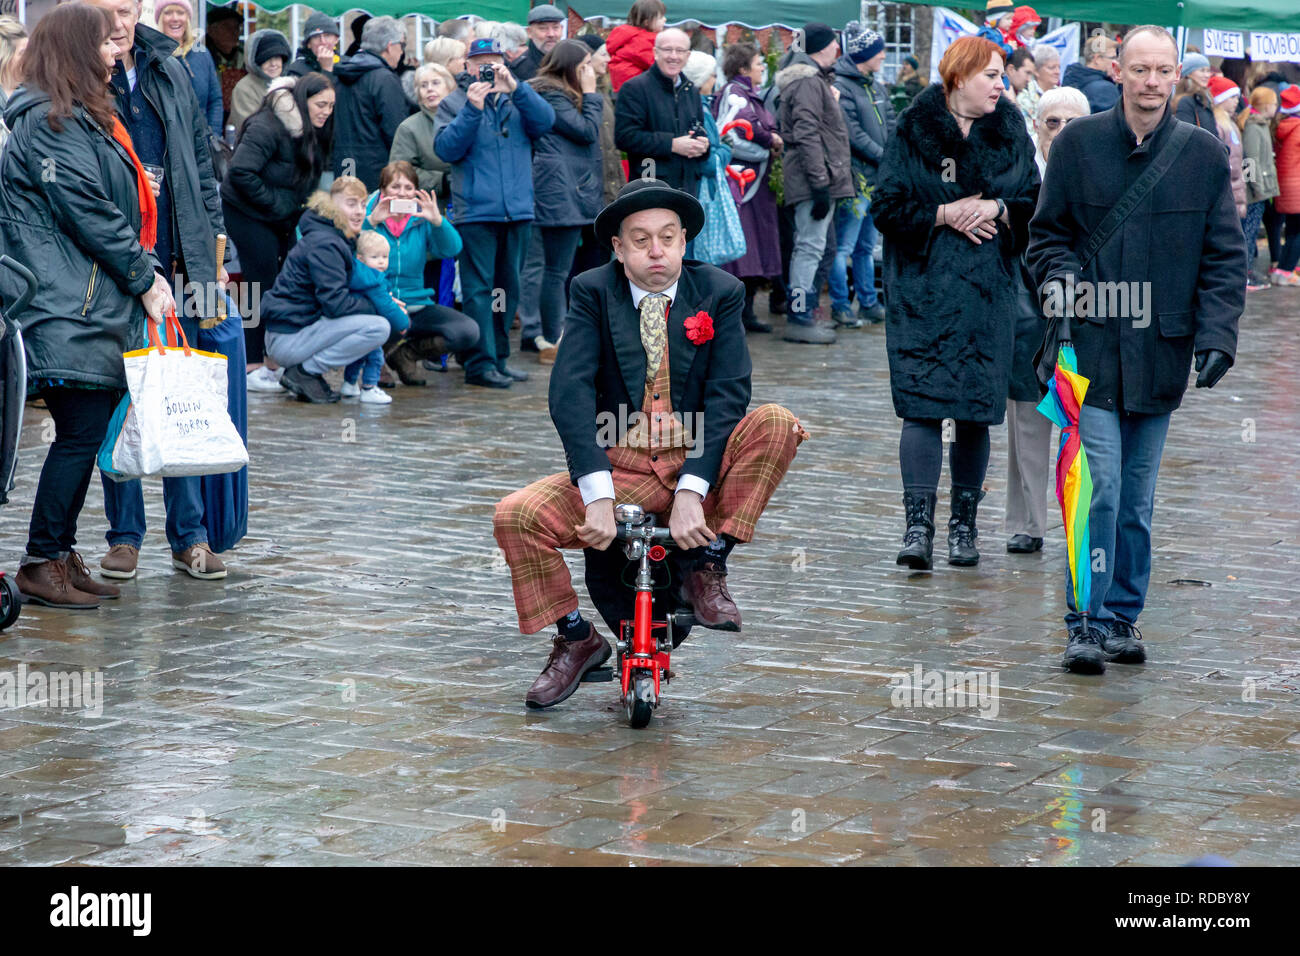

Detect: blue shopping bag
197,298,248,554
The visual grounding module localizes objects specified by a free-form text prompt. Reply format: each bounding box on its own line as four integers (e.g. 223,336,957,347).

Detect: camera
688,121,704,137
389,199,418,215
479,64,496,84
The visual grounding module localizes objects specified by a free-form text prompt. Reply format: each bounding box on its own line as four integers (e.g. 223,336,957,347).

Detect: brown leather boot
682,565,742,631
525,624,611,709
64,550,121,599
384,340,428,386
15,559,101,609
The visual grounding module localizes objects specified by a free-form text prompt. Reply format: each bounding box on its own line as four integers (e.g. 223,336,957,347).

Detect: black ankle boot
947,487,985,566
896,491,936,570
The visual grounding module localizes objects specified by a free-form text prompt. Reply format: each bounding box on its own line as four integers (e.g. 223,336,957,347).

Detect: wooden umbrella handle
203,233,228,329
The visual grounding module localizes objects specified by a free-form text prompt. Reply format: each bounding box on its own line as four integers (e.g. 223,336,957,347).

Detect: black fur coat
872,82,1040,424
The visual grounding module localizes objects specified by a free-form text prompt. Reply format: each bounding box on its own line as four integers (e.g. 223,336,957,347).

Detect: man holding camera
614,28,709,196
434,37,555,389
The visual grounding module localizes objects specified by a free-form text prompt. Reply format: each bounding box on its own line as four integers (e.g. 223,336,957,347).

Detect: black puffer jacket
832,56,896,187
0,90,157,388
332,50,412,189
260,191,373,333
221,87,314,224
530,85,604,226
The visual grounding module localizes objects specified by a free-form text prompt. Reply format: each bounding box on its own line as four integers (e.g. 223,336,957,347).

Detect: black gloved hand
1194,349,1231,389
810,186,831,221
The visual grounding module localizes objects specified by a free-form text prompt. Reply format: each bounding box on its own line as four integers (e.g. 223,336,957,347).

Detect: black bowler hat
594,178,705,246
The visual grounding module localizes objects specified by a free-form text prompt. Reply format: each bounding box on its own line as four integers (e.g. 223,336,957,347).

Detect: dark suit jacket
549,259,752,489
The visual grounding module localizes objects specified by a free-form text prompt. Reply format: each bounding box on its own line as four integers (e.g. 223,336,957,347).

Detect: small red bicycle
583,502,696,728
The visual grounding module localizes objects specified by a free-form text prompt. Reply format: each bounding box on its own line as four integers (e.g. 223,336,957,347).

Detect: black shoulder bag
1033,121,1194,387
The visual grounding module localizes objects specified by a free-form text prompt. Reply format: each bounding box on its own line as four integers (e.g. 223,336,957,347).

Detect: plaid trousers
494,403,803,634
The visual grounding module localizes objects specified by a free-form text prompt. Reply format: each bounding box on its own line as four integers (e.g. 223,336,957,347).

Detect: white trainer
340,380,361,397
246,365,285,391
359,385,392,404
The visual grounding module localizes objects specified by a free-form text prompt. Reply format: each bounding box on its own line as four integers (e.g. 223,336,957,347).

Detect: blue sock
557,609,587,641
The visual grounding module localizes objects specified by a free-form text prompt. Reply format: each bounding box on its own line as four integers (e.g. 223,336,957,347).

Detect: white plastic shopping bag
98,311,249,481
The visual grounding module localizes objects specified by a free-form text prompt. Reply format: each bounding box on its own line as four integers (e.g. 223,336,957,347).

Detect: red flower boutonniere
684,311,714,345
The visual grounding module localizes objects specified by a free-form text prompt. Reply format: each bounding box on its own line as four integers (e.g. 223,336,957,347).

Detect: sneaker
782,320,837,344
359,385,392,405
1269,268,1300,286
246,365,285,392
99,543,140,580
171,543,227,580
1100,619,1146,664
831,307,864,329
1246,282,1269,293
280,364,341,403
340,380,361,398
1062,622,1107,674
858,302,886,324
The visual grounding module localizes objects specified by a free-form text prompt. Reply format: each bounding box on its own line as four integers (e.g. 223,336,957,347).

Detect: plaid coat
548,259,752,489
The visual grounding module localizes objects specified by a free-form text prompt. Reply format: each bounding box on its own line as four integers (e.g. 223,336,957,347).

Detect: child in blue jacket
342,231,409,404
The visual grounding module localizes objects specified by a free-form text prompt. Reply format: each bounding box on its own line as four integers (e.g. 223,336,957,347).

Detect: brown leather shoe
525,624,611,709
65,550,120,599
172,543,227,580
384,340,428,386
682,566,742,631
99,543,139,579
15,559,100,609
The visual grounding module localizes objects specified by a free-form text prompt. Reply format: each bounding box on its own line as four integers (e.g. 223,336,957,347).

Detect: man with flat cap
512,4,566,81
494,179,807,710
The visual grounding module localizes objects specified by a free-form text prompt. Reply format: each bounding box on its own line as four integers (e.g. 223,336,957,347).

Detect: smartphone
389,198,418,215
479,64,496,84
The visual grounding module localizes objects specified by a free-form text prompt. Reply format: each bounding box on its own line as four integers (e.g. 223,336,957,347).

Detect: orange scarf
109,117,158,252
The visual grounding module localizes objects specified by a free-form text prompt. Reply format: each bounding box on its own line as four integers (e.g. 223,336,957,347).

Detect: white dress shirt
576,278,711,506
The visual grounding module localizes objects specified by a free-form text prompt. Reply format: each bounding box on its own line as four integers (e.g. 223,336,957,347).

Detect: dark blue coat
433,82,555,224
179,45,223,134
332,51,411,190
1062,62,1119,114
261,192,375,333
530,85,604,227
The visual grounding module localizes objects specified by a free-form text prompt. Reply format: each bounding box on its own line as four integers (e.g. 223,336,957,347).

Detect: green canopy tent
879,0,1297,34
245,0,527,19
563,0,863,29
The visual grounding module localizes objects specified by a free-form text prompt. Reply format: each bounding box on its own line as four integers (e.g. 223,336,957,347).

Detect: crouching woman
260,176,391,403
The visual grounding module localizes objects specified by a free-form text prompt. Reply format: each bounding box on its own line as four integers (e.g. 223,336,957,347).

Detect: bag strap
146,308,192,356
1076,121,1193,272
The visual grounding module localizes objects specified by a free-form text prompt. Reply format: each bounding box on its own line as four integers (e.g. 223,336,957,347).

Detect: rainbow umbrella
1037,327,1093,618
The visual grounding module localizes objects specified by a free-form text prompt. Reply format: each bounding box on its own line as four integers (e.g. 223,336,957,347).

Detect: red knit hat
1281,85,1300,115
1207,75,1240,106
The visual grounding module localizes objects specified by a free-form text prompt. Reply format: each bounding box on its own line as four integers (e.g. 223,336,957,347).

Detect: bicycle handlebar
615,523,676,545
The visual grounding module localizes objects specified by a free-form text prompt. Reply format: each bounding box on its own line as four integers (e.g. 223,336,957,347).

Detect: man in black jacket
89,0,231,583
332,15,411,190
1027,25,1243,675
287,12,340,86
494,180,805,710
614,28,709,195
510,4,565,82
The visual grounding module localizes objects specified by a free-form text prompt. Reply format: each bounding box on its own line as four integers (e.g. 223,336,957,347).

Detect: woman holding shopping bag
0,4,175,608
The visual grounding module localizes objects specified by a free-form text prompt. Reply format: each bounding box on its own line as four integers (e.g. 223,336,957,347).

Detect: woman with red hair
872,35,1039,571
0,3,176,608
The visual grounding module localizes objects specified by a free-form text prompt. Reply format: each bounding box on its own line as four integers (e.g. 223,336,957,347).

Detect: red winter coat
1275,116,1300,214
607,24,656,92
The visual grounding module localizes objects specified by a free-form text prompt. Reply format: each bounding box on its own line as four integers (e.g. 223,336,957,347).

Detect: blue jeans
344,347,383,387
102,473,207,554
829,198,879,311
1064,405,1172,631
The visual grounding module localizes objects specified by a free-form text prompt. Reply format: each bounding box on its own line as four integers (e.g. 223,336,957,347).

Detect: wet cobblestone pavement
2,291,1298,867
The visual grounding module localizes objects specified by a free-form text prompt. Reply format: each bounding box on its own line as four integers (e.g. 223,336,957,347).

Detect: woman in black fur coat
872,35,1040,571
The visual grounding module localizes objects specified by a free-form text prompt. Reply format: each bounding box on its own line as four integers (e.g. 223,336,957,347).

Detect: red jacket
1275,116,1300,214
607,24,656,92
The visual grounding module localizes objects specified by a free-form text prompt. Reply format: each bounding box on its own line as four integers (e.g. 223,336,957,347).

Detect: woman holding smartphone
363,161,480,385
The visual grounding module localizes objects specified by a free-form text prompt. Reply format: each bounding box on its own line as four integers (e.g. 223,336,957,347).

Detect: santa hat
1280,85,1300,115
1207,76,1240,106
